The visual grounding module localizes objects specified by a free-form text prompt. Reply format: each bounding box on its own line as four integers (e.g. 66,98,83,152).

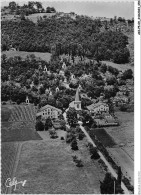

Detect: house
70,74,77,84
49,90,53,96
44,65,48,72
62,62,67,70
71,74,75,80
69,87,81,111
30,81,34,88
45,88,50,94
59,70,65,77
63,77,67,83
56,87,59,92
36,105,62,120
26,96,29,104
87,102,109,115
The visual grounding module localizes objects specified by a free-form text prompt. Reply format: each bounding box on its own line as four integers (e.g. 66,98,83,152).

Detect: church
69,87,81,111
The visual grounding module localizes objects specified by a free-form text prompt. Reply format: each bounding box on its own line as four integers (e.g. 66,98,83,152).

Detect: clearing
102,61,134,72
26,13,56,23
2,51,51,62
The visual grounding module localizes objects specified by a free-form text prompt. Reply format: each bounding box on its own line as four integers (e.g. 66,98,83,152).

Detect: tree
107,66,119,76
45,117,52,130
106,76,117,85
46,7,51,13
78,131,85,140
35,120,44,131
117,166,122,185
113,48,130,64
104,85,117,99
107,98,115,114
71,139,78,150
66,131,75,143
69,82,78,89
66,107,78,127
119,103,128,111
20,12,26,20
100,172,115,194
100,63,107,73
121,69,133,80
56,100,63,110
9,1,17,11
49,128,58,139
35,2,43,12
89,146,100,160
82,111,94,128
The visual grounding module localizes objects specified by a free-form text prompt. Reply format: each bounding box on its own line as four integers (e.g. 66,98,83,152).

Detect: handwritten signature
5,177,27,191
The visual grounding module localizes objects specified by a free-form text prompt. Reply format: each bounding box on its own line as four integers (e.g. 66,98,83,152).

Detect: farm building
36,105,62,120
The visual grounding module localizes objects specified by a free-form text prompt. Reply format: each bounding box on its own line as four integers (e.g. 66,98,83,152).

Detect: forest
2,14,130,64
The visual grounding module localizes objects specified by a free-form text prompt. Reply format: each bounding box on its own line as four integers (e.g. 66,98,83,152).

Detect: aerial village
34,57,119,127
1,1,134,194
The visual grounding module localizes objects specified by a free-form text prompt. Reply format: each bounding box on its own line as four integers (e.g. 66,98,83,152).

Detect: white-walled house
36,105,62,120
62,62,67,70
26,96,29,104
87,102,109,115
59,70,65,77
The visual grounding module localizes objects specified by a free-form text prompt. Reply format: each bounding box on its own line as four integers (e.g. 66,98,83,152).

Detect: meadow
12,133,105,194
2,51,51,62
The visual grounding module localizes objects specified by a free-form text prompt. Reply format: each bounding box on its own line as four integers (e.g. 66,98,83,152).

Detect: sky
1,0,134,19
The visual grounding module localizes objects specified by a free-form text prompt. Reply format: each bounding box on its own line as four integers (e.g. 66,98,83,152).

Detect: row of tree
3,1,56,15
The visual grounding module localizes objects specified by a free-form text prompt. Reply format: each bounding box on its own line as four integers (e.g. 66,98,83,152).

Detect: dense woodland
2,14,130,63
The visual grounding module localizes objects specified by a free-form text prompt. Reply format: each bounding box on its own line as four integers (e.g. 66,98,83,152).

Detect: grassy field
1,105,42,142
2,13,56,23
2,121,42,142
1,106,11,122
105,111,134,160
12,132,105,194
107,147,134,185
89,112,134,187
2,51,51,62
89,128,116,147
26,13,56,23
1,142,19,194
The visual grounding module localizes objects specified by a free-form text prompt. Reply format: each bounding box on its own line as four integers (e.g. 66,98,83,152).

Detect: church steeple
69,87,81,111
74,87,81,110
75,88,80,102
